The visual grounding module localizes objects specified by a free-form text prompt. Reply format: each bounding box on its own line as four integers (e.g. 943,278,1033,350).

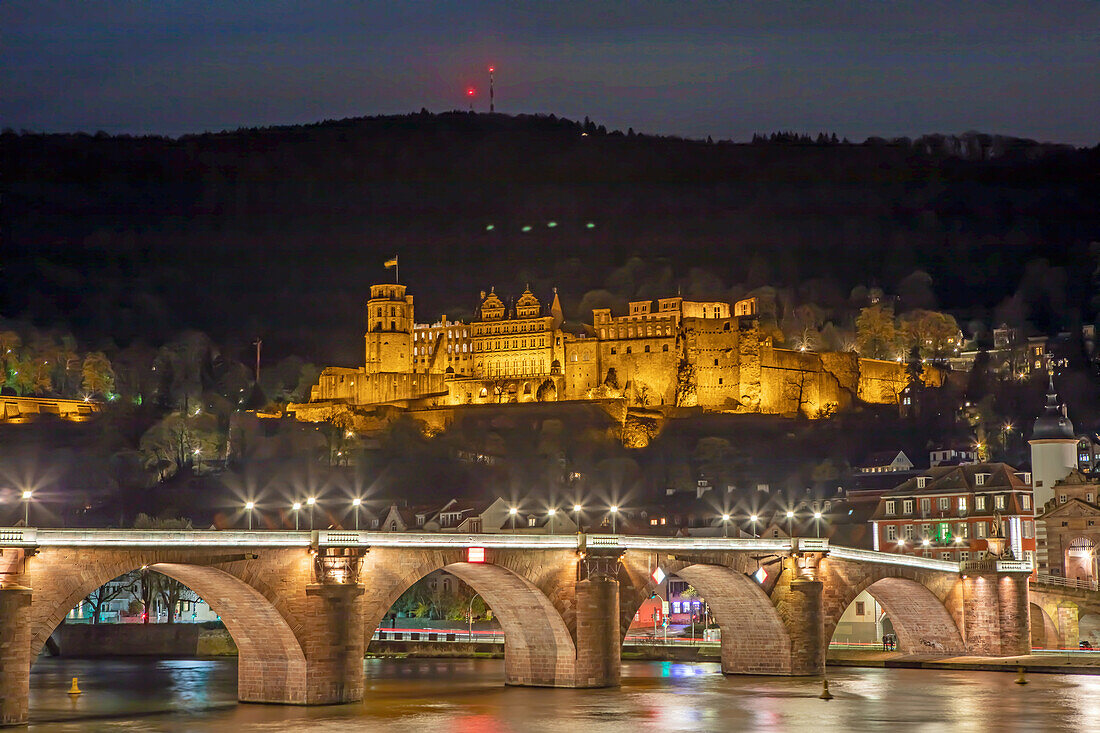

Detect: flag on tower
383,256,398,269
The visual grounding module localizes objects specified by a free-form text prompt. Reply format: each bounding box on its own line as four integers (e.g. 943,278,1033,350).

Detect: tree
898,309,961,361
855,305,898,359
84,572,139,624
82,351,116,396
674,356,697,407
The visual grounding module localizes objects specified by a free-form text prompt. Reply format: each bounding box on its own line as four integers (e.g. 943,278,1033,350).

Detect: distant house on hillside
857,451,914,474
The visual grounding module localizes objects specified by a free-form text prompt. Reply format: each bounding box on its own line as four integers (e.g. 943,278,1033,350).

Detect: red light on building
467,547,486,563
466,87,476,96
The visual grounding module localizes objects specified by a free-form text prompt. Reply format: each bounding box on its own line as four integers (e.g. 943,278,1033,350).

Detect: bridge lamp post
547,507,556,534
352,498,362,530
750,514,759,538
573,504,582,532
509,506,518,533
307,496,317,530
22,490,32,526
292,502,302,530
245,501,255,530
786,510,795,538
721,513,730,538
813,511,823,538
609,505,619,534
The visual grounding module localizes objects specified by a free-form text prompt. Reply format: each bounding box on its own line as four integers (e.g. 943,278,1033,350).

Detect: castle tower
365,283,414,373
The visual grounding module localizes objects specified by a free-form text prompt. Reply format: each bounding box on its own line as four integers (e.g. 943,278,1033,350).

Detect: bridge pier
573,576,620,687
298,583,366,704
961,570,1031,657
0,585,31,727
781,576,825,675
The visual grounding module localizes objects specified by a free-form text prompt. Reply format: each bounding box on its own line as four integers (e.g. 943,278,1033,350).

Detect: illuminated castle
299,280,917,416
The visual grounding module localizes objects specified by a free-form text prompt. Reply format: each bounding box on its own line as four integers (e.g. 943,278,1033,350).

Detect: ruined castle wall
856,358,910,404
598,338,678,406
684,317,740,409
563,338,601,400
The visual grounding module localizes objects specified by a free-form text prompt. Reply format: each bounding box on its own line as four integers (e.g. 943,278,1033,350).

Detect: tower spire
489,66,495,113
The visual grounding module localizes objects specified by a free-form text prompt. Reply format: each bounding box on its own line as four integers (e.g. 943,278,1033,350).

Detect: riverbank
827,649,1100,675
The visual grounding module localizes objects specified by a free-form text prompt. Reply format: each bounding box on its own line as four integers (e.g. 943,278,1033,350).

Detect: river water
27,658,1100,732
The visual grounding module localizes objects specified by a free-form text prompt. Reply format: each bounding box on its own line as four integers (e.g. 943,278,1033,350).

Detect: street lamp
721,513,730,538
813,511,823,538
245,501,255,530
573,504,582,532
509,506,518,532
352,498,362,530
609,505,619,534
750,513,759,538
547,507,556,534
307,496,316,530
786,510,795,538
22,490,32,526
292,502,302,530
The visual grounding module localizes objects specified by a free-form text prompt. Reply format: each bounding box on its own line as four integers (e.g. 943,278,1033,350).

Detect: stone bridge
0,528,1038,726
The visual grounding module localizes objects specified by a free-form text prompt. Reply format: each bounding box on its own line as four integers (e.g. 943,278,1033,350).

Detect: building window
903,499,914,514
1023,521,1033,539
885,500,896,516
920,498,931,515
1060,494,1068,504
941,552,952,561
976,522,987,538
994,495,1005,510
887,525,898,541
917,477,928,489
855,601,865,616
976,496,986,511
960,551,970,562
958,497,967,513
1088,493,1095,504
956,522,968,538
626,347,632,354
938,497,950,511
1021,495,1031,510
662,344,669,352
610,347,616,355
904,524,915,539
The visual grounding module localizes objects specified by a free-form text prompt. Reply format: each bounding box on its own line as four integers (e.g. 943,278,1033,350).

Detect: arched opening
33,563,307,704
1065,538,1097,584
365,561,577,686
828,577,964,655
1030,603,1063,649
668,564,792,674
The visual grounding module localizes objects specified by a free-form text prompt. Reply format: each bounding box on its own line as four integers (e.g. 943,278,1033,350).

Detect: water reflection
26,657,1100,732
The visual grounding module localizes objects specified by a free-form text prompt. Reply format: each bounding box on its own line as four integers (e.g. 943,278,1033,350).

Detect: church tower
365,283,414,373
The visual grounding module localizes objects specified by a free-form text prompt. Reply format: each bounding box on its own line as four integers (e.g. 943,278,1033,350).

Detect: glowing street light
573,504,583,532
547,507,556,534
750,513,759,538
245,501,255,530
307,496,317,530
22,490,32,526
292,502,302,530
509,506,518,532
786,510,795,538
813,511,823,538
922,538,931,548
609,505,619,534
352,497,362,530
721,513,730,537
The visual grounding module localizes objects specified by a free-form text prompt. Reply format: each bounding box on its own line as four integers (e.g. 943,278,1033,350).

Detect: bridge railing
829,545,961,573
1032,572,1099,592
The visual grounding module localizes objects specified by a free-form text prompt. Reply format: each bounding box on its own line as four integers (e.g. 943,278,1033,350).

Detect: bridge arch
29,559,309,703
675,563,793,674
1030,602,1063,649
822,564,964,655
360,550,580,686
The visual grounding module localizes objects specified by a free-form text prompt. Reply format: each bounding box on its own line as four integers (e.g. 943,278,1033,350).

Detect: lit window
903,499,914,514
887,525,898,541
885,500,896,515
995,495,1006,510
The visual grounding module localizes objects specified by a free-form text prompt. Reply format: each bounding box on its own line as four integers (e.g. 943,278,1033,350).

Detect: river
26,658,1100,732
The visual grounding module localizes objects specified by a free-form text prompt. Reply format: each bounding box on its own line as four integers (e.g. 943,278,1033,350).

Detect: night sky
3,1,1098,145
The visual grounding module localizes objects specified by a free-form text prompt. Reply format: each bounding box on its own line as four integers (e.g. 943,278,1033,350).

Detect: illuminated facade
299,280,916,416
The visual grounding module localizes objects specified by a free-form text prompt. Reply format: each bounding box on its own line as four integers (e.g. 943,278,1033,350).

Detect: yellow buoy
819,678,834,700
1015,667,1028,685
67,677,81,695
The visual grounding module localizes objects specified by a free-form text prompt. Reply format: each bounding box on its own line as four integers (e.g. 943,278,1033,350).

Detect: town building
870,463,1036,565
1029,377,1079,572
1036,469,1100,585
857,450,914,474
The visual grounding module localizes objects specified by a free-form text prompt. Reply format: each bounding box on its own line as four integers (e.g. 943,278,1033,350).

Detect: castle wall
684,317,741,409
563,337,601,399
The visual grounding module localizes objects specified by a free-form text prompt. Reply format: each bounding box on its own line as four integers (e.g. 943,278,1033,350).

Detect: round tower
1029,375,1077,509
365,283,414,373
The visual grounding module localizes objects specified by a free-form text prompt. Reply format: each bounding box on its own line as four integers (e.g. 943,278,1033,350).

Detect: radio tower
489,66,495,113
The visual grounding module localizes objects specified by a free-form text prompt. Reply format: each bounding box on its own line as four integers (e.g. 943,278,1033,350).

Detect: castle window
376,307,383,317
663,344,669,352
390,307,396,317
390,321,396,330
376,322,382,330
714,359,719,366
645,345,650,353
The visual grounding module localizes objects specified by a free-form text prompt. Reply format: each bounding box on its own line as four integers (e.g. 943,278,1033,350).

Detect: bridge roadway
0,528,1048,726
